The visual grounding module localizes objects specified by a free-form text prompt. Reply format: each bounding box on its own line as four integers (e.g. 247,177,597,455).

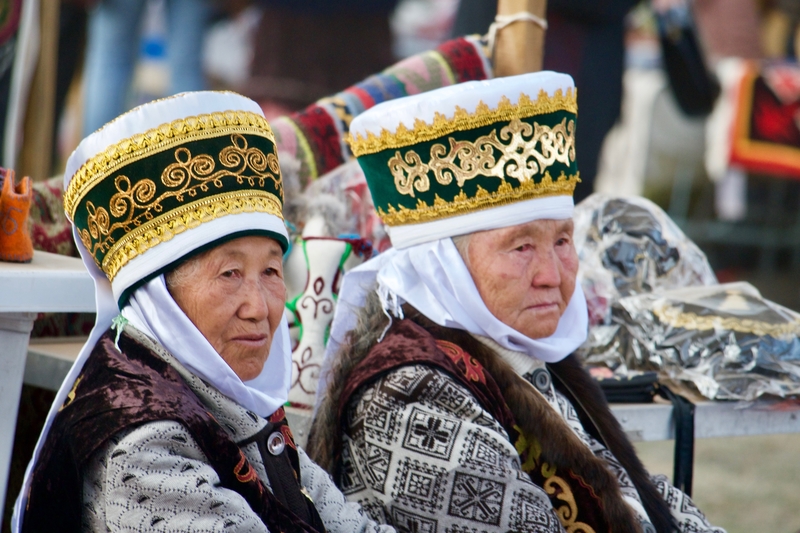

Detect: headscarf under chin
122,274,292,418
318,236,589,405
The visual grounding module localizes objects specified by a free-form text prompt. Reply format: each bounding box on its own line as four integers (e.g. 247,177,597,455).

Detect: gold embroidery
515,425,543,473
543,476,596,533
515,429,592,533
348,89,577,156
377,171,579,226
653,303,800,338
60,376,83,411
78,134,281,265
387,117,575,198
102,190,282,281
65,110,276,219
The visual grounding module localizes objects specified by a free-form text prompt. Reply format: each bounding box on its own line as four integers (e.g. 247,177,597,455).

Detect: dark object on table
595,371,695,495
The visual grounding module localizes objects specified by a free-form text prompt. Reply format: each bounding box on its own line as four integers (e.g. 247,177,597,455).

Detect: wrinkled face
168,235,286,381
464,218,579,340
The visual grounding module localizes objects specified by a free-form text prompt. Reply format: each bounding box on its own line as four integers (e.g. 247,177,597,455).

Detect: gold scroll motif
65,109,276,220
377,171,578,226
654,302,800,338
515,428,595,533
543,476,596,533
387,116,575,198
348,89,578,156
101,191,282,282
78,134,282,280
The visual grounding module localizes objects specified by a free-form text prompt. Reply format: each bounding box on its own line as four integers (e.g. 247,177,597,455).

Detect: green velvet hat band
72,132,283,281
356,108,579,227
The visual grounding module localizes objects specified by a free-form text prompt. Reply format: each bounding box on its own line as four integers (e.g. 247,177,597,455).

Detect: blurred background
1,0,799,531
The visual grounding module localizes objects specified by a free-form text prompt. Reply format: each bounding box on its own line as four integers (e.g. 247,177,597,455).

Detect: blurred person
13,91,396,533
246,0,400,114
82,0,211,136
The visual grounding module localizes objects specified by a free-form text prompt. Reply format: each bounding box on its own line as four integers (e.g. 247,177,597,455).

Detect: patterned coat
23,325,394,533
309,314,726,533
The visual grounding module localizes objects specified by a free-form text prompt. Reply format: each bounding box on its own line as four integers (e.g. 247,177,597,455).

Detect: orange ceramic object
0,169,34,262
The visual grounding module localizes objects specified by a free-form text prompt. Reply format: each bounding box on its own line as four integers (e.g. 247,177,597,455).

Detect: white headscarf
122,274,292,417
13,92,291,531
318,200,589,406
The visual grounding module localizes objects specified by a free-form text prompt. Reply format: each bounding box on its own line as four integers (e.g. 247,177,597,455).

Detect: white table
0,251,94,525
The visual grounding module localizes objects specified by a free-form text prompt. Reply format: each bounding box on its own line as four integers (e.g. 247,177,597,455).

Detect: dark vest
22,330,324,533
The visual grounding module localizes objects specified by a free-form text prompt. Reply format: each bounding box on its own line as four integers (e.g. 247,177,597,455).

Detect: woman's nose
239,280,271,322
532,249,562,287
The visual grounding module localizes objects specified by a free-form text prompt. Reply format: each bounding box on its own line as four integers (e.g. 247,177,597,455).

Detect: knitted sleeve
82,420,269,533
339,363,566,533
297,446,395,532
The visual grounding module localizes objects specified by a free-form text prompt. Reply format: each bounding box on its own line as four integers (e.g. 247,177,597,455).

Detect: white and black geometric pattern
341,352,726,533
392,458,448,513
447,472,505,526
341,438,367,494
509,488,562,532
384,365,431,397
359,442,392,494
359,497,390,523
362,389,406,446
431,380,475,418
652,475,726,533
391,506,439,533
402,407,461,460
458,429,510,476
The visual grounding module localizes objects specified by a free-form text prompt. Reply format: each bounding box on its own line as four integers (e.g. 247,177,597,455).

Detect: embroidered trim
377,171,579,226
102,190,283,281
75,133,282,273
543,475,597,533
653,303,800,338
348,89,577,156
65,110,276,219
387,116,575,198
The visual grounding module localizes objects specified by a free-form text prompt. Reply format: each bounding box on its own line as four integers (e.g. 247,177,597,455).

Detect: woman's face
168,235,286,381
465,218,579,340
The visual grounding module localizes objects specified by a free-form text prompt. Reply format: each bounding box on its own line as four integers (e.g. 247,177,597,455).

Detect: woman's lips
526,302,559,311
232,334,269,346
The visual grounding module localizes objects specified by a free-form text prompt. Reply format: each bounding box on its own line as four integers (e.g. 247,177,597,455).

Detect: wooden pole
19,0,60,181
493,0,548,77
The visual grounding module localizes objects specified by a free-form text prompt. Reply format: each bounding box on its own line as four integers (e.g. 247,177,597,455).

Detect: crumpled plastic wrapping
574,193,717,326
574,194,800,401
581,282,800,401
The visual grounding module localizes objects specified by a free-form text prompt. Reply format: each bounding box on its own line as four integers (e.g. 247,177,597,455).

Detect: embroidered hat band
65,93,286,283
348,71,579,247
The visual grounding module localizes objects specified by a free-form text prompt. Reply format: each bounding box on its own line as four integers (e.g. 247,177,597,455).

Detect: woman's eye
263,267,283,278
514,244,532,252
221,269,237,278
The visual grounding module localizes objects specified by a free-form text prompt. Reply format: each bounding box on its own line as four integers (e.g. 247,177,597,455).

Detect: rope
487,11,549,57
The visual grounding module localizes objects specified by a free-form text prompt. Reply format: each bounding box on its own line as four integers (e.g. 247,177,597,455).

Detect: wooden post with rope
493,0,548,77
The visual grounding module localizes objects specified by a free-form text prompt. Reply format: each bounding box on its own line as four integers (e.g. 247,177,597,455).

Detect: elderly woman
308,73,725,533
13,93,394,533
